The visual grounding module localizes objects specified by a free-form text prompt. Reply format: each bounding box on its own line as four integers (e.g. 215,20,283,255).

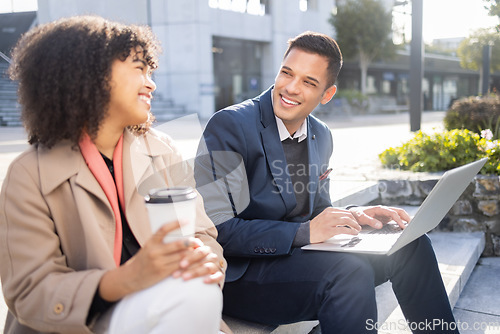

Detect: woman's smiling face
107,46,157,128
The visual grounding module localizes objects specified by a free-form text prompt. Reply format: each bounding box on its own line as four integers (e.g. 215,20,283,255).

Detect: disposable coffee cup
145,186,197,243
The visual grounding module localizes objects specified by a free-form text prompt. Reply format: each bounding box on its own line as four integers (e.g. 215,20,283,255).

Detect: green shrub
379,129,500,175
381,95,500,175
444,95,500,138
333,89,369,112
334,89,368,104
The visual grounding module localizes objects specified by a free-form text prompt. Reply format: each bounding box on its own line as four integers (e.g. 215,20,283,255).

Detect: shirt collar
275,116,308,142
271,89,308,142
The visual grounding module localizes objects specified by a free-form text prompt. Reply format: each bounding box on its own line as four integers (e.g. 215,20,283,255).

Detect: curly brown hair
8,15,161,148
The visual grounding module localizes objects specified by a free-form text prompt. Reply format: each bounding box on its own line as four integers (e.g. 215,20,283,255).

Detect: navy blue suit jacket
195,86,334,282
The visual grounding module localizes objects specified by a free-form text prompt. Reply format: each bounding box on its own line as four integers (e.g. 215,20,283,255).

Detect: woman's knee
176,277,223,313
108,277,222,333
150,277,222,315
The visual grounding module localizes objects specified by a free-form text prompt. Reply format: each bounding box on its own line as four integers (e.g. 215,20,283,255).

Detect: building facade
339,49,493,112
37,0,335,119
3,0,498,122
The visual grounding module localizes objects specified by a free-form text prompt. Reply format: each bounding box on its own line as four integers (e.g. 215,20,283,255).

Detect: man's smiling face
272,47,336,135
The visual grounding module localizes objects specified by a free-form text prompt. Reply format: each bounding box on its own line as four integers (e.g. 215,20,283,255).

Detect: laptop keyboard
340,223,405,248
368,223,403,234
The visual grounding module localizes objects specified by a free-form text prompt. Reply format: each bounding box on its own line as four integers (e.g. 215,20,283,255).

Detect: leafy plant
444,94,500,136
382,94,500,175
379,129,500,175
333,89,368,109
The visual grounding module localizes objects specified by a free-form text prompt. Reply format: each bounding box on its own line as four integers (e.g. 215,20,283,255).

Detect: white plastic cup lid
145,187,197,204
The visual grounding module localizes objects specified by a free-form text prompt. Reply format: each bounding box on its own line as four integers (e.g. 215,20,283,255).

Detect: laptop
302,158,487,256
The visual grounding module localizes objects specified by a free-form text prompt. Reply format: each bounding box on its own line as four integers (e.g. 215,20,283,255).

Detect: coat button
270,248,277,254
53,303,64,315
254,247,260,253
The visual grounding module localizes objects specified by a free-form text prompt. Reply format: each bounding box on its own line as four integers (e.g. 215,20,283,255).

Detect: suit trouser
222,235,459,334
94,277,223,334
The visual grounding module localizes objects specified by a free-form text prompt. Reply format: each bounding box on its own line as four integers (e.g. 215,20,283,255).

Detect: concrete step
0,101,18,107
331,180,379,207
0,114,22,127
0,73,21,128
0,96,17,102
0,107,20,113
452,257,500,333
223,317,318,334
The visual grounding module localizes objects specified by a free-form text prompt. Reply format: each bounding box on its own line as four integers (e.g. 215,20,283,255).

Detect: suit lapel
307,118,320,213
259,87,297,214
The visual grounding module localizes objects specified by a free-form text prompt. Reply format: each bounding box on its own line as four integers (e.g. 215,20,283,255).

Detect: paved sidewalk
1,111,499,333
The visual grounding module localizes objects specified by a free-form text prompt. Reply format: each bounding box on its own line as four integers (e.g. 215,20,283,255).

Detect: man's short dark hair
284,31,343,88
8,15,161,148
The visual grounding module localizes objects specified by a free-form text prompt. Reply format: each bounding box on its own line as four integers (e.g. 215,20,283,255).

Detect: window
299,0,318,12
212,37,264,111
209,0,267,16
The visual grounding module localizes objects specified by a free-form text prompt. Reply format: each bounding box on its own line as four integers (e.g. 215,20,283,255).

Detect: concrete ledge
223,316,276,333
433,232,485,306
331,180,379,207
223,316,318,334
453,257,500,328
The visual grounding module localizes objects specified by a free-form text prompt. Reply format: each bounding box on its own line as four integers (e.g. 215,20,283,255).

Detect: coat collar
38,141,95,197
37,129,165,195
37,129,171,246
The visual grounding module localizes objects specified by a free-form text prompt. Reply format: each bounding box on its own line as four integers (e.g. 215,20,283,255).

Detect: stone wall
374,175,500,257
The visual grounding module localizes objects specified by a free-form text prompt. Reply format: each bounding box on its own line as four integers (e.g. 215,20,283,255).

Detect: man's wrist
292,221,311,247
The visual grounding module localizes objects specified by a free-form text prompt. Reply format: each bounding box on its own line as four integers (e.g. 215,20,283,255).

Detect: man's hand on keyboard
348,205,411,230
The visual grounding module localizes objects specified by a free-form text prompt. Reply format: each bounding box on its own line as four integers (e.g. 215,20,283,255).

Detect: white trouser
96,277,223,334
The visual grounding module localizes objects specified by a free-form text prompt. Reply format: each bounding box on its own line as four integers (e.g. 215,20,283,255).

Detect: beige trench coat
0,129,227,333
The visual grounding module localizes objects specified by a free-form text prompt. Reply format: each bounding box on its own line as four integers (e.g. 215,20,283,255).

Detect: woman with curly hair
0,15,229,333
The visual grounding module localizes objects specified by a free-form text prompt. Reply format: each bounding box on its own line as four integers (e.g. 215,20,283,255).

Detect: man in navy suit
195,32,458,333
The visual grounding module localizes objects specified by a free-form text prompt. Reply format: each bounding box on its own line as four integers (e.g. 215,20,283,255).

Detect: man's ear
320,85,337,105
